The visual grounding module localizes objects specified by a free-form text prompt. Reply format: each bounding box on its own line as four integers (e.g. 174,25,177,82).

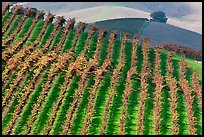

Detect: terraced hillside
2,4,202,135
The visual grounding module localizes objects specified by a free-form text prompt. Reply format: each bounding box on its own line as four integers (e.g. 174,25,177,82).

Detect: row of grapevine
137,38,151,135
179,58,196,135
120,34,139,134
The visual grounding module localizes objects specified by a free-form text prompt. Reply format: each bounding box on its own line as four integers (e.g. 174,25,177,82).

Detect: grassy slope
162,50,202,81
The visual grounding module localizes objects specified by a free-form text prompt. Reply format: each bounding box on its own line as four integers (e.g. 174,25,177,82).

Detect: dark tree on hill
150,11,168,23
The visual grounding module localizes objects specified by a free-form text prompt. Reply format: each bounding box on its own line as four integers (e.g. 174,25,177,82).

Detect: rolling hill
92,18,202,50
18,2,202,34
15,4,202,50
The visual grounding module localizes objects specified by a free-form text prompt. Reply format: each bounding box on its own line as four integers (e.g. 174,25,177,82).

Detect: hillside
92,18,202,50
92,18,149,38
141,21,202,50
19,2,202,34
2,4,202,135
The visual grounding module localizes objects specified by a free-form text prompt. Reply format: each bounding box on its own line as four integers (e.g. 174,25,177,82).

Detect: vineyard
2,3,202,135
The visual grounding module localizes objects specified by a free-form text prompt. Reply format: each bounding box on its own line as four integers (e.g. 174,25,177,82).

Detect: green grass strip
136,45,143,73
125,79,141,135
177,91,189,135
160,51,168,76
62,30,76,53
160,87,172,135
39,23,54,48
172,60,180,81
112,40,121,69
99,38,109,66
125,44,143,135
5,15,22,37
14,18,33,41
50,76,80,134
143,48,155,135
2,12,12,27
192,95,202,135
31,71,66,134
159,52,172,135
50,27,63,50
185,68,193,86
74,32,88,56
106,42,132,134
87,35,97,59
71,75,94,134
26,20,45,44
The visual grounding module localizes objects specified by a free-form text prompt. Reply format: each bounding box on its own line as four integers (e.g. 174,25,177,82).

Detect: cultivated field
2,4,202,135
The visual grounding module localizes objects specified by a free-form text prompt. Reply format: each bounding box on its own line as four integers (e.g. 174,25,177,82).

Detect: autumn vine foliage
62,30,115,135
137,38,151,135
162,43,202,61
2,3,202,135
4,52,58,135
152,46,164,135
2,13,55,90
2,10,45,62
120,34,139,135
166,52,179,135
42,25,97,135
179,58,196,135
168,77,179,135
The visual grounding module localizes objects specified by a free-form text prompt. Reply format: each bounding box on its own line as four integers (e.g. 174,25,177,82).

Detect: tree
150,11,168,23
